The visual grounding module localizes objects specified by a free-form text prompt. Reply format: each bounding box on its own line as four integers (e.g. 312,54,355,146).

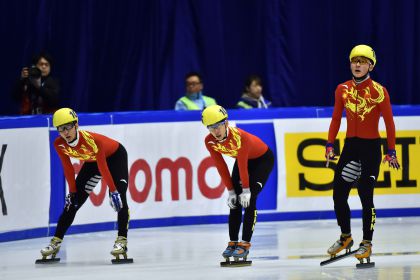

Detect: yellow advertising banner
285,131,419,197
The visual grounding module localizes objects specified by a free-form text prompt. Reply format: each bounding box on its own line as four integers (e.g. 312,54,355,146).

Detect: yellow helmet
202,105,228,126
53,108,78,127
349,44,376,66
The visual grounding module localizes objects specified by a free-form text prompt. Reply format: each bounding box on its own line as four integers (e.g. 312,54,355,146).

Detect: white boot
40,237,62,257
111,236,128,256
327,234,353,256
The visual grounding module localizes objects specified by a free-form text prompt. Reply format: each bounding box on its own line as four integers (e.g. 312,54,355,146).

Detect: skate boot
222,241,238,259
232,242,252,266
220,241,238,266
327,234,353,257
110,236,133,264
221,241,252,267
35,237,62,264
355,240,375,268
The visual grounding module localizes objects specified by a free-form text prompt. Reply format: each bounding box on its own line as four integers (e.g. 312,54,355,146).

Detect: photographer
12,52,60,114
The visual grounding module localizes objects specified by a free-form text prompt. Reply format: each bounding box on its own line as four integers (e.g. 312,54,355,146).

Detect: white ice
1,217,420,280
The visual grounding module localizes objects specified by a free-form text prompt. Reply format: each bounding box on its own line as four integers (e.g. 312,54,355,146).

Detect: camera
28,65,42,79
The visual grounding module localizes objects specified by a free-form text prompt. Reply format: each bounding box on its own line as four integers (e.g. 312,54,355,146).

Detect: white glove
109,191,123,212
239,188,251,208
227,190,237,209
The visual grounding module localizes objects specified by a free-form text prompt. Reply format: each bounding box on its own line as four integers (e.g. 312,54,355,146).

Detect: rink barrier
1,106,420,242
4,207,420,242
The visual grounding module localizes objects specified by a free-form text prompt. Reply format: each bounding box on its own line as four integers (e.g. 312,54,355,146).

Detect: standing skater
201,105,274,266
325,45,400,268
37,108,131,264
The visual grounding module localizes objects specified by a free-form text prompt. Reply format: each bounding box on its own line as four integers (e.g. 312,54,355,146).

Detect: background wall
1,0,420,115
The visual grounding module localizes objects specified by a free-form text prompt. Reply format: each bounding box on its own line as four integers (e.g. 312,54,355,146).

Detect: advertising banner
66,122,233,225
0,127,51,232
2,108,420,241
274,116,420,212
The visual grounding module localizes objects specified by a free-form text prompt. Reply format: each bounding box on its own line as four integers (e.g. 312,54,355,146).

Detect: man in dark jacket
12,52,60,114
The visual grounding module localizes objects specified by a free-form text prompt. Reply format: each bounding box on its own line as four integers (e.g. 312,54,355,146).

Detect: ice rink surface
1,217,420,280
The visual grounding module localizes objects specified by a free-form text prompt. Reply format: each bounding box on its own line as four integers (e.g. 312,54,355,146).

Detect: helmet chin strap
218,125,229,142
67,128,80,147
353,72,370,84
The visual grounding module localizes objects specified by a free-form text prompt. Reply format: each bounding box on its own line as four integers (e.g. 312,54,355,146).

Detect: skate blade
220,260,252,267
356,262,375,269
35,258,60,264
220,261,231,267
111,258,133,264
320,250,357,266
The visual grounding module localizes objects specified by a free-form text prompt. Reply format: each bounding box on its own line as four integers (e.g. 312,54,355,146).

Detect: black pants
55,144,130,239
229,148,274,242
333,137,381,241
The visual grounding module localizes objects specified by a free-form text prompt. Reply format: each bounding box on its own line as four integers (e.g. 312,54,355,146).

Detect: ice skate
327,234,353,256
355,241,375,268
320,235,356,266
220,241,237,266
222,241,237,259
110,236,133,264
221,242,252,267
35,237,62,264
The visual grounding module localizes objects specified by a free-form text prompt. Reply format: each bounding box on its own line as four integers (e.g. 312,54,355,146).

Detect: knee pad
341,161,361,183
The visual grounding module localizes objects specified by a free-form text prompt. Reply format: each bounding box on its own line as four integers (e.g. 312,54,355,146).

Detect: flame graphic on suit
60,131,98,160
343,81,385,121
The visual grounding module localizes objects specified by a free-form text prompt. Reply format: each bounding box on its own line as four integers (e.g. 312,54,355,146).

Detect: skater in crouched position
38,108,131,263
325,45,399,267
202,105,274,266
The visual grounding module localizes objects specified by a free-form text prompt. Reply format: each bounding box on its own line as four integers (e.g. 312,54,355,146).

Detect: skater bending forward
325,45,399,264
40,108,130,261
202,105,274,262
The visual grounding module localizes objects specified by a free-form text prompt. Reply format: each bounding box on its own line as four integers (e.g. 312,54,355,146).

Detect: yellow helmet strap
353,72,370,84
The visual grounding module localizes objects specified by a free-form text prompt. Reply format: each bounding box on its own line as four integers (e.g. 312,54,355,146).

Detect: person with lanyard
236,75,272,109
175,72,217,110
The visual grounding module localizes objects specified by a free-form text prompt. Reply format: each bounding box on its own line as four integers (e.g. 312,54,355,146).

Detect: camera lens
28,65,42,79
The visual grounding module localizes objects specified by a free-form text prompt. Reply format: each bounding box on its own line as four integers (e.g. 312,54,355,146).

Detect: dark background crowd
1,0,419,115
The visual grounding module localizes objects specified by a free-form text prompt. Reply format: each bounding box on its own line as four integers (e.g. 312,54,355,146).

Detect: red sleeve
205,141,233,190
328,85,344,143
95,139,117,192
236,135,250,188
379,87,396,150
54,139,77,193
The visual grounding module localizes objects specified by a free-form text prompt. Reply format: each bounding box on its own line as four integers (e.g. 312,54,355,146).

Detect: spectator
236,75,271,109
175,72,217,110
12,51,60,114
